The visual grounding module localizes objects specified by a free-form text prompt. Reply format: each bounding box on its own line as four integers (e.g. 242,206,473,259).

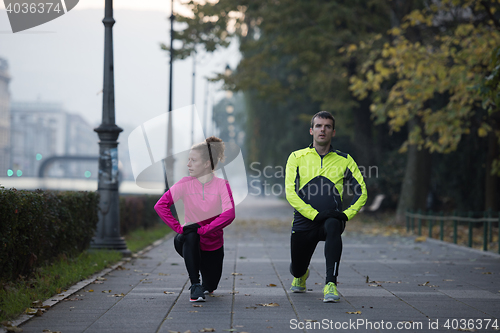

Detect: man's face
310,117,335,146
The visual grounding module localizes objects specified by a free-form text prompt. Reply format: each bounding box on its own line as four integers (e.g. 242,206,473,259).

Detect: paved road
16,196,500,333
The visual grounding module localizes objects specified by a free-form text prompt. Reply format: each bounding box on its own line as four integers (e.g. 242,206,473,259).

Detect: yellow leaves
346,311,362,315
347,44,357,52
388,27,402,36
478,127,488,137
455,24,475,37
415,236,427,243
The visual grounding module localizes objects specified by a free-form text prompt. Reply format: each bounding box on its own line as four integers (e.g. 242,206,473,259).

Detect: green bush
119,194,162,235
0,189,99,281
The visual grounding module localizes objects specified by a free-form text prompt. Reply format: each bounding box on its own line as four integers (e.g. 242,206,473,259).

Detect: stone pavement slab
14,197,500,333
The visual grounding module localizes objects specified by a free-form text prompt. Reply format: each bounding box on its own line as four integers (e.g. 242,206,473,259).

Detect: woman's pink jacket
154,175,235,251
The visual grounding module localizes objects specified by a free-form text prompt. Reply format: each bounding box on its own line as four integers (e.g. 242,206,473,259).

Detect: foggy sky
0,7,241,132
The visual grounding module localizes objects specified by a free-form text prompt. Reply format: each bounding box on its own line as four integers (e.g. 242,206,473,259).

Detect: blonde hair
191,136,225,170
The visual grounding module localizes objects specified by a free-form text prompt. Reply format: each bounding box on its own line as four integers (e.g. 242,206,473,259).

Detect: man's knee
324,218,343,235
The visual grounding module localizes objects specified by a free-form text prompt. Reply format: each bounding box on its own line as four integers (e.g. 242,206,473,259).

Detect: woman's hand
183,223,201,235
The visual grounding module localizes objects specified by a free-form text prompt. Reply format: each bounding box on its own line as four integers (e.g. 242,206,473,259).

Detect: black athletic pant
290,217,345,284
174,233,224,292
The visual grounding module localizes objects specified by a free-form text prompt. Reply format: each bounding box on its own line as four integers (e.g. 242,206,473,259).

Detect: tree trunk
396,120,432,222
351,97,375,168
485,131,499,211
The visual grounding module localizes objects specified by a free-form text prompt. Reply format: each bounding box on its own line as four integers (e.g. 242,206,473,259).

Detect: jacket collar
308,143,335,154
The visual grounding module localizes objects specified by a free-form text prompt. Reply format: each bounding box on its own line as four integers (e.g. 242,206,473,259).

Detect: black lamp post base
90,237,132,257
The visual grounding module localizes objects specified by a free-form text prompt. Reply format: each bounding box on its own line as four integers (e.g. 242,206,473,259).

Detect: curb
1,232,175,333
425,237,500,258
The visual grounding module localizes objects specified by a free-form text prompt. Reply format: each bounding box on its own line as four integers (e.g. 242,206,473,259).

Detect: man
285,111,367,302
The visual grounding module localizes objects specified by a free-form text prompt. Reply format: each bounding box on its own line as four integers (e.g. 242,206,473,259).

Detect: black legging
290,217,345,284
174,233,224,292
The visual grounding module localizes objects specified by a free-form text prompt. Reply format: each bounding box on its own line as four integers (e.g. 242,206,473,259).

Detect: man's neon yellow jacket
285,144,367,231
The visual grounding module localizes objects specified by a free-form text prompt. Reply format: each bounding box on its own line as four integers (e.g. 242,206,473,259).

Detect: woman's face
187,149,211,178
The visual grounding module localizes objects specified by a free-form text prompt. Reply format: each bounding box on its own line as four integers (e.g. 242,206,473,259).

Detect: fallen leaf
189,310,198,313
164,291,175,294
414,236,427,243
35,309,44,317
109,293,125,297
158,273,169,276
267,284,277,287
115,265,127,270
229,291,239,294
346,311,362,315
199,329,215,332
6,326,23,333
87,289,94,292
482,272,493,275
193,304,203,307
231,272,242,276
418,281,430,286
305,319,317,322
25,308,37,315
368,284,381,287
102,290,112,293
32,300,43,307
257,303,279,307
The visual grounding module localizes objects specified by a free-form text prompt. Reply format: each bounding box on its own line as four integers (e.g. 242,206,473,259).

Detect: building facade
10,101,97,178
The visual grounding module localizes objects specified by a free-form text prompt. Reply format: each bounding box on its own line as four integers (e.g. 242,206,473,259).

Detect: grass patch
124,224,171,253
0,225,172,324
0,250,122,322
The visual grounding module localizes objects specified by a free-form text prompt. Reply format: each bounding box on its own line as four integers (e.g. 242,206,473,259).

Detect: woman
154,136,235,302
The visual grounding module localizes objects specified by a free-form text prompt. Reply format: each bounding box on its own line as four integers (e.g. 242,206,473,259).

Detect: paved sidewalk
16,197,500,333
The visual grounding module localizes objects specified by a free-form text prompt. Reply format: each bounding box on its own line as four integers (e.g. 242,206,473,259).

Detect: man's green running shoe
323,282,340,302
290,269,309,293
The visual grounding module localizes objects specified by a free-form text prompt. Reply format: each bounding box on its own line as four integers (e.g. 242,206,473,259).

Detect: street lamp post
91,0,130,256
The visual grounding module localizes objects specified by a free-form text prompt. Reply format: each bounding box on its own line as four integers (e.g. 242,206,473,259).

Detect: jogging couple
154,111,367,303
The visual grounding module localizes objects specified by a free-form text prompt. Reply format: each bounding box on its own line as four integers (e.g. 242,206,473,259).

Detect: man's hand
313,210,348,223
183,223,201,235
329,211,348,221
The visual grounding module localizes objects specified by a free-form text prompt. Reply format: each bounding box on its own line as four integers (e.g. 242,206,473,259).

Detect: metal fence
405,210,500,254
